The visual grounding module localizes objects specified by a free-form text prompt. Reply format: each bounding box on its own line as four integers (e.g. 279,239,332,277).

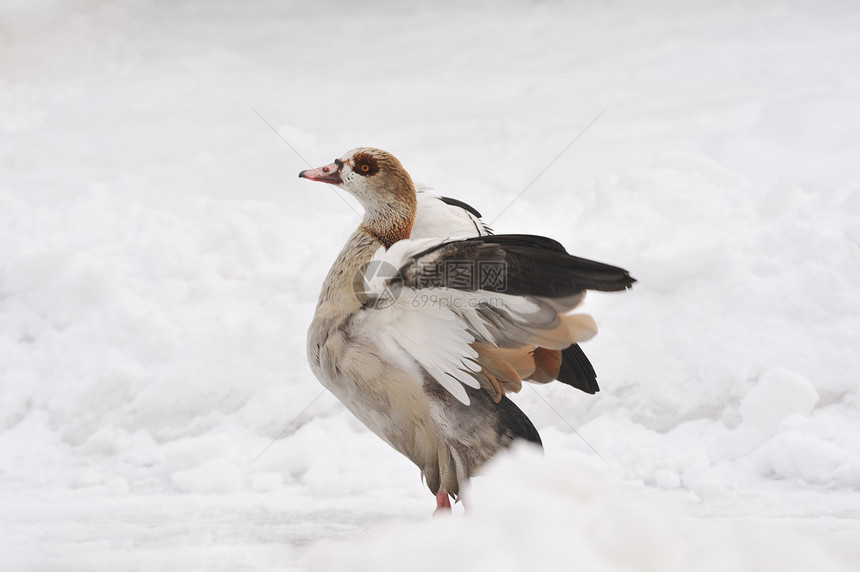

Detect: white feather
412,191,488,240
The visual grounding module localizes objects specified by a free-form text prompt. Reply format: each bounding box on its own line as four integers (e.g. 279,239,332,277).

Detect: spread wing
353,233,635,405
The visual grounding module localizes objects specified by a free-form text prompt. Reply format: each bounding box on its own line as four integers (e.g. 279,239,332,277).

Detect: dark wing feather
437,195,493,235
557,344,599,394
438,196,483,219
495,394,543,446
399,234,635,297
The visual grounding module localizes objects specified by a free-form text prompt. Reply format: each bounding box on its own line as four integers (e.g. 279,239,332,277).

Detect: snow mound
307,446,859,572
739,367,819,437
171,458,243,494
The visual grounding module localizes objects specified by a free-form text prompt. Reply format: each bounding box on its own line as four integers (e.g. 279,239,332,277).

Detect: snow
738,367,819,437
2,0,860,570
308,446,860,571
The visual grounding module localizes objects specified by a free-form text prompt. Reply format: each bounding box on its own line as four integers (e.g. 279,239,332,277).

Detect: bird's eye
351,152,378,176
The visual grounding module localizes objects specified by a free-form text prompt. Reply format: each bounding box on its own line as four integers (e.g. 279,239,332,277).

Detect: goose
300,147,634,513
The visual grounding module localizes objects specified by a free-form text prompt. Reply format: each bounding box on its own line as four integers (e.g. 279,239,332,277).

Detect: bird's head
299,147,416,213
299,147,417,246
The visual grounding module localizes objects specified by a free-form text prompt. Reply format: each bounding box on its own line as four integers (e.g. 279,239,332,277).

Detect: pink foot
433,490,452,516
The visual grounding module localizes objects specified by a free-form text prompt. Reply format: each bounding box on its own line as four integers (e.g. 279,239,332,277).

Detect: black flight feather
400,234,635,297
438,196,494,235
438,196,483,219
557,344,599,394
495,394,543,447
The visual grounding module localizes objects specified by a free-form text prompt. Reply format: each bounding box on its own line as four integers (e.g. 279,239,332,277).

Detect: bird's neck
315,230,379,320
359,194,417,249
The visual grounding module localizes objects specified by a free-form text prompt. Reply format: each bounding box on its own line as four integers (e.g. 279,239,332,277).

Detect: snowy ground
2,0,860,570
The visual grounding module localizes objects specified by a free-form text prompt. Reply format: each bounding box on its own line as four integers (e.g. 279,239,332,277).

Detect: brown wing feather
468,308,599,401
530,347,562,384
471,343,531,401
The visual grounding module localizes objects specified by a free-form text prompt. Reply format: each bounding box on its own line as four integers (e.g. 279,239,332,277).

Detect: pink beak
299,162,342,185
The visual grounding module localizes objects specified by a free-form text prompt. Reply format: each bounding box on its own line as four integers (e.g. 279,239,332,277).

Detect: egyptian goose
300,148,634,513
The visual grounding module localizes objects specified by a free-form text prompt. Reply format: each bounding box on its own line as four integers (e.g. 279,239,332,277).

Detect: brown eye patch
352,152,379,177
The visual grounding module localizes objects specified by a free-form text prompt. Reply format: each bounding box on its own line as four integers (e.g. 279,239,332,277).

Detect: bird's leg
433,490,452,516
